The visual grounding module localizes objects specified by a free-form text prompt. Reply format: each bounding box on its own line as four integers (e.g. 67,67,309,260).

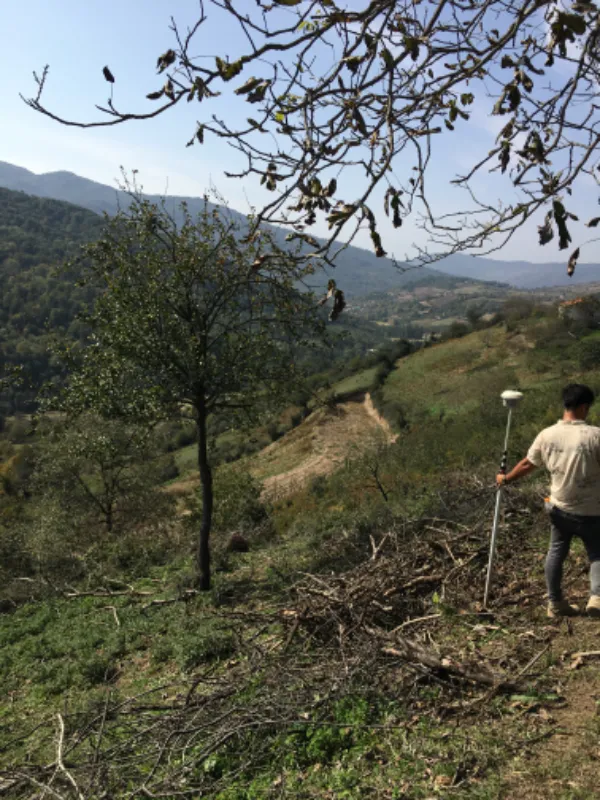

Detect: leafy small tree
60,198,323,589
33,415,171,538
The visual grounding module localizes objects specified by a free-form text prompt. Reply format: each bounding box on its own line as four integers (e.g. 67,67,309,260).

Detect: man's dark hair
562,383,595,410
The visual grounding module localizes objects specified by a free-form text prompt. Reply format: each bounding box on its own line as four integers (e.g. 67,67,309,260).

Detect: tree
58,197,323,589
33,415,172,538
24,1,600,274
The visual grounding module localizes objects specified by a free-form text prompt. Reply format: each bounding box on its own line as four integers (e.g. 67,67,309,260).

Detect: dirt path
257,393,396,501
363,392,398,443
501,576,600,799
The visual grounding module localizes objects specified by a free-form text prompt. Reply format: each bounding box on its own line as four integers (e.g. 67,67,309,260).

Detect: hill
0,161,442,297
3,160,600,290
0,188,104,409
437,252,600,289
0,186,418,412
350,273,600,335
4,310,600,796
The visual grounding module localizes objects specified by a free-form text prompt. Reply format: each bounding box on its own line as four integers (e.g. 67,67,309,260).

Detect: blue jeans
545,504,600,602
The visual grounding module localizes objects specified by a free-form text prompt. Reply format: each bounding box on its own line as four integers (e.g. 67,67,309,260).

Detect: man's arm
496,457,537,487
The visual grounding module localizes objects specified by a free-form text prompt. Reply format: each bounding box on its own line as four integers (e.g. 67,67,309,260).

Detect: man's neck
563,410,587,422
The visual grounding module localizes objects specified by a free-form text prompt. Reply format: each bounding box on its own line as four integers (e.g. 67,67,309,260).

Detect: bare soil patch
257,393,396,500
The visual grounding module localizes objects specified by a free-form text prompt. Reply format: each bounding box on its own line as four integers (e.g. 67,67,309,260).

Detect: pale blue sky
2,0,599,264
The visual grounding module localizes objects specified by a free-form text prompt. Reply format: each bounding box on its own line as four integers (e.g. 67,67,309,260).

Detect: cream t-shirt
527,420,600,516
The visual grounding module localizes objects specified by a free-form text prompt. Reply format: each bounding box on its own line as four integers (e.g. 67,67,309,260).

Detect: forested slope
0,187,408,412
0,189,104,411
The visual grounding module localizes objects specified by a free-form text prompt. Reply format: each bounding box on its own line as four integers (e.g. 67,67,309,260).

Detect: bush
81,654,118,686
213,468,268,533
309,475,328,498
188,467,269,541
102,521,180,576
160,420,197,452
503,297,534,322
579,335,600,370
155,454,180,482
267,421,284,441
444,321,470,340
175,620,236,670
4,416,31,444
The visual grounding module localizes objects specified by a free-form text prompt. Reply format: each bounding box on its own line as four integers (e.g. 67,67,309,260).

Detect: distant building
558,296,600,326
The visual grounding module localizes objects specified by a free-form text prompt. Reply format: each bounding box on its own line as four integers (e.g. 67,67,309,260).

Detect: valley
4,0,600,792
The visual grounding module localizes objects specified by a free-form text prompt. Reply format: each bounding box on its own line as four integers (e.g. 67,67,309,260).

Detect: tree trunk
196,398,213,590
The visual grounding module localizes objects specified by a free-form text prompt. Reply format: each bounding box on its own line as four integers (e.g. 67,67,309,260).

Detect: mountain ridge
1,160,599,290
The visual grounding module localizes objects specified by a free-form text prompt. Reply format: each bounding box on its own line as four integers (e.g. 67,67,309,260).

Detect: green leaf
215,57,243,81
381,48,395,70
156,49,176,74
342,55,363,73
507,84,521,111
568,247,580,276
352,108,368,136
538,212,554,245
234,77,262,95
562,12,586,34
587,217,600,227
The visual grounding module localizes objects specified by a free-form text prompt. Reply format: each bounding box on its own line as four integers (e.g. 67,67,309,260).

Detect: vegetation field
4,305,600,798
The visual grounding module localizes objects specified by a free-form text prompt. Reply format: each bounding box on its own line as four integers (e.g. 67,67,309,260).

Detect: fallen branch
64,588,152,599
515,644,550,680
383,574,442,597
382,637,517,690
7,773,66,800
570,650,600,670
389,613,442,633
102,605,121,627
142,589,198,611
56,714,84,800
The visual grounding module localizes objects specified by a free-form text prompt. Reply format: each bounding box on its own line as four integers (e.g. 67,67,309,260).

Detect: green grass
174,443,198,475
331,366,379,398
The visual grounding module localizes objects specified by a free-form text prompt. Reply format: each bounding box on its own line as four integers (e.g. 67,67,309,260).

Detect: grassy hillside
4,310,600,797
380,315,600,449
0,161,450,297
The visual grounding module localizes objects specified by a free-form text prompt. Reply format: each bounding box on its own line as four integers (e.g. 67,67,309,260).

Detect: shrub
213,468,268,533
156,454,179,482
309,475,328,498
445,321,470,340
160,420,197,452
503,297,534,322
188,466,269,542
578,335,600,370
267,421,283,441
80,654,118,686
4,417,31,445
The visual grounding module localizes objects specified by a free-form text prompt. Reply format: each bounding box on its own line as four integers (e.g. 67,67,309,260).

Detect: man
497,384,600,618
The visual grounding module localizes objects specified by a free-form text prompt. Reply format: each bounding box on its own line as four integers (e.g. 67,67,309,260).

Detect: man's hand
495,457,537,488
